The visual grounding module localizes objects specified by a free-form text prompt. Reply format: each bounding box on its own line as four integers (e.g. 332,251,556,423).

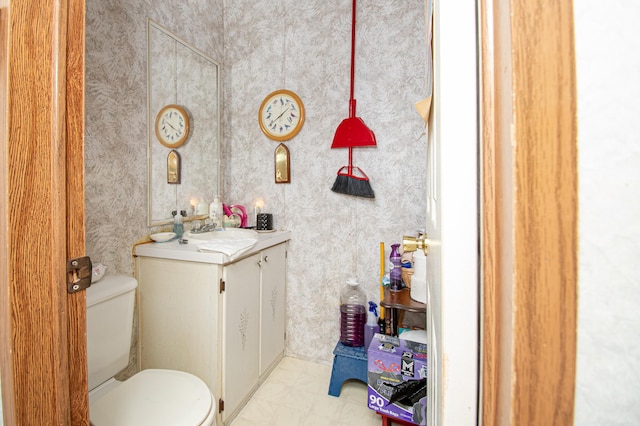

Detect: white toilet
86,274,216,426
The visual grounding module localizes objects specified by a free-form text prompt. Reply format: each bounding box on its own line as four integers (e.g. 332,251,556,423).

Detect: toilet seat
90,369,214,426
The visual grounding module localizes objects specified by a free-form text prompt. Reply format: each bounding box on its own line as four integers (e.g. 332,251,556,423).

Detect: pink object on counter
229,204,248,227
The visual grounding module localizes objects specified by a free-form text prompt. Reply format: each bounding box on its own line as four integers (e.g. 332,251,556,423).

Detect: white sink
185,228,258,242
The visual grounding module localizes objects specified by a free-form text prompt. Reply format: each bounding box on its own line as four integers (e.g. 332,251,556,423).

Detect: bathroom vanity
134,230,290,425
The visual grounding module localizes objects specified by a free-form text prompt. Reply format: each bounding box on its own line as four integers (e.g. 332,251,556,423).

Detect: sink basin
185,228,259,242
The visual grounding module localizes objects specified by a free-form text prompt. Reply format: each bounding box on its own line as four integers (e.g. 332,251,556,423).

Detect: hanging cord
347,0,358,174
282,7,287,87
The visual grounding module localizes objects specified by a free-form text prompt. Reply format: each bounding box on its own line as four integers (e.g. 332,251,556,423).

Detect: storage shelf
380,288,426,313
380,287,426,336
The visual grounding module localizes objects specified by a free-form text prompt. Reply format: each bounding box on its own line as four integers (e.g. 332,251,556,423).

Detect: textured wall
85,0,224,273
86,0,427,365
85,0,224,379
221,0,427,363
574,1,640,424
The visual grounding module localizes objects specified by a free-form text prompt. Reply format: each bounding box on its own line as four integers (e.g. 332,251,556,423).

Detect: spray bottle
364,301,380,350
389,243,403,291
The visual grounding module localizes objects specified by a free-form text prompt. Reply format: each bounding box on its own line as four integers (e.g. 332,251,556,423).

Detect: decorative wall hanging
274,143,290,183
155,104,190,148
167,150,181,184
259,89,305,141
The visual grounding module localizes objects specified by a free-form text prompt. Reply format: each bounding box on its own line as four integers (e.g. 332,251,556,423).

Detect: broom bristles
331,174,375,198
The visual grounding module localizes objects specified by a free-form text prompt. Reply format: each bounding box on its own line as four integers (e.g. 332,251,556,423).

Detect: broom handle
348,147,354,175
349,0,357,119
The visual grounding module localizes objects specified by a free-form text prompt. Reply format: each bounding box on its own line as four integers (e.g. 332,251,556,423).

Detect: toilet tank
86,274,138,391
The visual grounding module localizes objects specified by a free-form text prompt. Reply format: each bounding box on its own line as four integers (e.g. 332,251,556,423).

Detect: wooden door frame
1,1,87,424
1,0,576,423
480,0,578,425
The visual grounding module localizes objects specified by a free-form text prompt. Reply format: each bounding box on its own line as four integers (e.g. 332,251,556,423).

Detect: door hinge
219,278,225,293
67,256,92,294
218,398,224,412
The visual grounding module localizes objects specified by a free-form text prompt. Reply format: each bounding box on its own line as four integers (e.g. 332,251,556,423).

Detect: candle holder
256,213,273,231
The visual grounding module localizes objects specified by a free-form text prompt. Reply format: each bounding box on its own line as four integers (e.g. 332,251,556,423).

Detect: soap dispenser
172,210,184,238
209,196,223,229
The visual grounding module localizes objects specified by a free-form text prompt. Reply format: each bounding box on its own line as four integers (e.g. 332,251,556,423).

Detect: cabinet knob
263,255,269,263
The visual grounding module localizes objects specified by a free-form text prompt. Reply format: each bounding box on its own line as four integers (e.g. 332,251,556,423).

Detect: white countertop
134,229,291,265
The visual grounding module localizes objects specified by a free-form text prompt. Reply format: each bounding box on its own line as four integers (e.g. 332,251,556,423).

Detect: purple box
367,333,427,425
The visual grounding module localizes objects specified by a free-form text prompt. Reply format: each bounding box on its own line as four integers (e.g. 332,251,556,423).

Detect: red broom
331,0,376,199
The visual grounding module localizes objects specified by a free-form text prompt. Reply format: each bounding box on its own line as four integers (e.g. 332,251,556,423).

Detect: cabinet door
222,253,261,421
137,258,220,391
260,243,287,376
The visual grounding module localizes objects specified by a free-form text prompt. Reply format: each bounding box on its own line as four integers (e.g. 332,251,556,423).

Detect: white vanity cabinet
134,231,289,425
258,244,287,376
221,243,287,419
221,251,261,419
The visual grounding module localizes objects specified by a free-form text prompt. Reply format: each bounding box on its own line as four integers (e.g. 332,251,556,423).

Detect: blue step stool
328,341,368,397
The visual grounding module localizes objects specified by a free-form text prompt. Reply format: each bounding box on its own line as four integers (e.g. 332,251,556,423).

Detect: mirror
147,19,221,226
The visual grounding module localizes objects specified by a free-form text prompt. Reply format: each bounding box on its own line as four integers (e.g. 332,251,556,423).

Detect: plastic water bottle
389,243,403,291
339,278,367,347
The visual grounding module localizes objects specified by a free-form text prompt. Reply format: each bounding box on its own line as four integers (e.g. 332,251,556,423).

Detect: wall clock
259,89,305,141
155,104,190,148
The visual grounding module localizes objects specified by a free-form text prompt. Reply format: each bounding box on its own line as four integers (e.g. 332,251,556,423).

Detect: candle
190,197,198,216
254,199,264,224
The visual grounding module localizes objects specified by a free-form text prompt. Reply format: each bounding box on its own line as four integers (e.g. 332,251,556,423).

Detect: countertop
134,229,291,265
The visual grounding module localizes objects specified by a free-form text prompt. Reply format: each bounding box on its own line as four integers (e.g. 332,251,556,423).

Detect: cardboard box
367,333,427,425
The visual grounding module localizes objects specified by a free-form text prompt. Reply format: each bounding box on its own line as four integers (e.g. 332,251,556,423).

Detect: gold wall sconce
275,143,290,183
167,150,181,184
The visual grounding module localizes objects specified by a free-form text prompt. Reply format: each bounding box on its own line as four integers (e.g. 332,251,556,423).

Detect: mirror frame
147,19,221,226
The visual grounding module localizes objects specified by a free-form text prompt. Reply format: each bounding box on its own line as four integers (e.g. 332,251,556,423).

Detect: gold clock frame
155,104,190,148
258,89,305,141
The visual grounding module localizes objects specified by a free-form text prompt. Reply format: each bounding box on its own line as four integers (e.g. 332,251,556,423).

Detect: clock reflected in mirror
155,104,191,148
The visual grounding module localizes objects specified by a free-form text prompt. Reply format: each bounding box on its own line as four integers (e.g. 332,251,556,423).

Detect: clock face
155,104,190,148
259,90,305,141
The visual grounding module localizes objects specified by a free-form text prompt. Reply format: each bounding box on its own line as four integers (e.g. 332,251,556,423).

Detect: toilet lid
91,369,213,426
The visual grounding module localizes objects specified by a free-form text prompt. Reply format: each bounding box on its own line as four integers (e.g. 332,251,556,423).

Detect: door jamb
480,0,578,424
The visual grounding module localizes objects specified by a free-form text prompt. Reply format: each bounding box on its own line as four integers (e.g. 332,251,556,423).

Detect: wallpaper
574,1,640,424
85,0,224,273
85,0,427,365
221,0,428,363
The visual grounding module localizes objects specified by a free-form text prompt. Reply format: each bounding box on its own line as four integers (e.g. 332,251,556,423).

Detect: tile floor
229,356,381,426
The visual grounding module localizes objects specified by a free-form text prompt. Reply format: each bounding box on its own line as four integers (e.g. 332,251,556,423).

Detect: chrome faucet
191,220,217,233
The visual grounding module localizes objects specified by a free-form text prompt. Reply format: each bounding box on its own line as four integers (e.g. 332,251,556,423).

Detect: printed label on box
367,334,427,425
